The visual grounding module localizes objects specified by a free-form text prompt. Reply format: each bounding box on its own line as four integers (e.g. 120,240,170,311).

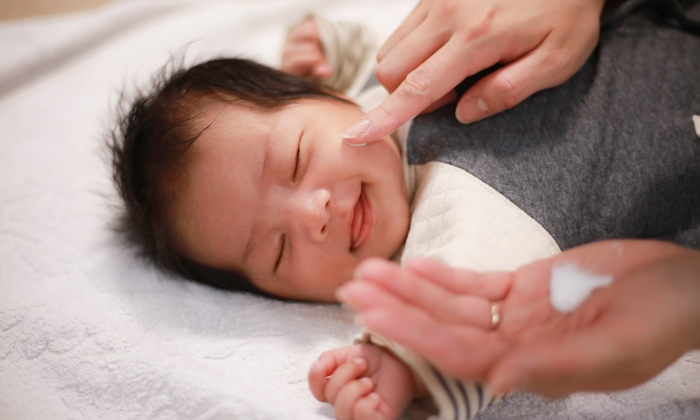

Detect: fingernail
342,118,370,141
456,96,489,124
342,138,367,147
354,314,365,327
353,357,367,367
359,377,373,387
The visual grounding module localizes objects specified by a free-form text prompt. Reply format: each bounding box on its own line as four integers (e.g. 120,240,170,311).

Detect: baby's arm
309,344,426,420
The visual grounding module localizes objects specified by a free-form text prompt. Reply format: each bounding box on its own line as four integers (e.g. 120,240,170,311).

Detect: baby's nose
291,189,330,242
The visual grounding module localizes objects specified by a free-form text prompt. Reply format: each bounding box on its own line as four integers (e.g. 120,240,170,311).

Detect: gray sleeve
602,0,649,25
602,0,700,31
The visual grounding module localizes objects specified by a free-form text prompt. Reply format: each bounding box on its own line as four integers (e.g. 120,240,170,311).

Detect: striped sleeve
355,330,503,420
310,15,378,96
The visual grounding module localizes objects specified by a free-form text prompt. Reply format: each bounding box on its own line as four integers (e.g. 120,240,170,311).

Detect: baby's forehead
174,107,266,271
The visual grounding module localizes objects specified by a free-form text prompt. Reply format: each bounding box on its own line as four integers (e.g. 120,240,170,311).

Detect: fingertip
367,391,381,404
405,257,440,273
313,62,331,78
359,376,374,389
335,286,349,305
353,257,396,279
309,363,329,402
352,357,368,369
337,280,382,312
455,96,490,124
341,118,370,143
309,358,328,379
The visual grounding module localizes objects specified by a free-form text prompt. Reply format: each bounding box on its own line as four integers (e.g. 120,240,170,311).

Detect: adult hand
342,0,606,145
337,240,700,398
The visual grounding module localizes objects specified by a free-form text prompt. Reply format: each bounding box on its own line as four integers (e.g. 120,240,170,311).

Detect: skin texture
337,240,700,398
341,0,607,145
175,99,409,302
281,23,429,418
309,343,425,420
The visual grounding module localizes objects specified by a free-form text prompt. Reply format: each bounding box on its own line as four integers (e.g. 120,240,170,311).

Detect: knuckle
435,0,460,17
374,63,394,89
492,73,521,109
401,67,434,99
458,7,495,42
369,104,401,131
541,44,585,86
549,51,574,75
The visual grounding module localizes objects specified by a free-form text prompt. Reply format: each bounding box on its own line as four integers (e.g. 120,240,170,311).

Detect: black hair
109,58,349,297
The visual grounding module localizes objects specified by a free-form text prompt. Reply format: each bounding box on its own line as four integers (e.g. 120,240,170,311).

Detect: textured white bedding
1,1,698,419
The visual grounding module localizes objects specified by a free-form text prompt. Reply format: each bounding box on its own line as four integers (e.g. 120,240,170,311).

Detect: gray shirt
408,4,700,252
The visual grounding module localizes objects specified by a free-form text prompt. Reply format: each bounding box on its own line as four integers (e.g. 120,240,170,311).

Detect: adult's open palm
339,240,700,397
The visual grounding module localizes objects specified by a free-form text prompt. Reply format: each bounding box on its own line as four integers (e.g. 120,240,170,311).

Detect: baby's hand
309,343,421,420
281,16,331,79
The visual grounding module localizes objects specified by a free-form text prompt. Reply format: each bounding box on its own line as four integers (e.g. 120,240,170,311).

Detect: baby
112,55,436,418
111,10,700,420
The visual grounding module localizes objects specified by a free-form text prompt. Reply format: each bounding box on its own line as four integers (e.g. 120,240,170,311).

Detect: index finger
349,259,495,328
342,37,499,144
376,3,428,62
406,258,513,300
309,347,353,402
355,288,501,381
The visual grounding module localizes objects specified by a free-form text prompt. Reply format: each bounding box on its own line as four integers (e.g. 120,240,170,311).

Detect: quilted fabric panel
402,162,561,271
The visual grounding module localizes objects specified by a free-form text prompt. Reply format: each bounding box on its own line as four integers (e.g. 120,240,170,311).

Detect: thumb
455,47,577,124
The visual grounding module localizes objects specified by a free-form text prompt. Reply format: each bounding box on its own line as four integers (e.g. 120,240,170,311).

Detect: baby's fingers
309,358,332,402
310,347,353,401
354,392,398,420
334,378,375,420
281,44,328,78
326,358,369,404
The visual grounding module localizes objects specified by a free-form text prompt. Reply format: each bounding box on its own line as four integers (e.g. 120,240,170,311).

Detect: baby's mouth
350,185,373,251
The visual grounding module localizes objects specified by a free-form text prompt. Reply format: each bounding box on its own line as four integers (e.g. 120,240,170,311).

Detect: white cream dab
549,263,613,313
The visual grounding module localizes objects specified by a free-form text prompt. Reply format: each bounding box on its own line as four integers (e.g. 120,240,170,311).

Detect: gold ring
491,303,501,329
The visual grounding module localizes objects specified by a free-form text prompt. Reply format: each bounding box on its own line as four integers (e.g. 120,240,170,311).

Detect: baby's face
176,98,409,301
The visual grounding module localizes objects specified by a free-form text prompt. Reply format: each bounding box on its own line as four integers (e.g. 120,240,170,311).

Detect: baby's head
111,58,409,302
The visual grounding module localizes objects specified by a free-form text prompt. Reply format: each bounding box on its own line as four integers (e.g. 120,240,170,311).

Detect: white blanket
1,1,699,419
